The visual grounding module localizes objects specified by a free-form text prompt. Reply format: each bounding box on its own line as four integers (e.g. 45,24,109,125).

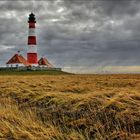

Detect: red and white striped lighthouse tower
27,13,38,66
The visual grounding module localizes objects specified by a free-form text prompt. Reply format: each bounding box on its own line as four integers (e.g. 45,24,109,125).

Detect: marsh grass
0,74,140,139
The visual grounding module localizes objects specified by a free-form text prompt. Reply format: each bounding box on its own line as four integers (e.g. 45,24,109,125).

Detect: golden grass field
0,74,140,140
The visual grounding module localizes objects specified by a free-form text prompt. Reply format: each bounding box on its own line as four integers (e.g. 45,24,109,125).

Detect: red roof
38,57,53,67
6,54,30,66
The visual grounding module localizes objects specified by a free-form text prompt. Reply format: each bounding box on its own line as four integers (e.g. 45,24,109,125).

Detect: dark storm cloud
1,0,140,72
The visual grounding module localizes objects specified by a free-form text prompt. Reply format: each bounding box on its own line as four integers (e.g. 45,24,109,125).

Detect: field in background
0,74,140,139
0,70,69,75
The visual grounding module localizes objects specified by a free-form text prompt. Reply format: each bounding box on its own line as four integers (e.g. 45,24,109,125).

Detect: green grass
0,70,70,75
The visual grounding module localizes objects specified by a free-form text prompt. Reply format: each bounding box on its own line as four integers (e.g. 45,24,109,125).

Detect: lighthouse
6,13,56,70
27,13,38,66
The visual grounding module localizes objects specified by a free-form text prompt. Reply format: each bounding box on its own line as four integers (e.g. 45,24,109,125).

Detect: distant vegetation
0,70,70,75
0,74,140,139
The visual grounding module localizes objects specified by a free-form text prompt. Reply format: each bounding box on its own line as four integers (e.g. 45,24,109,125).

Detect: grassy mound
0,75,140,139
0,70,70,75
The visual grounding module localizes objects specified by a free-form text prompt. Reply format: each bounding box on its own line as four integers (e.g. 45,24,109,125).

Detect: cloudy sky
1,0,140,73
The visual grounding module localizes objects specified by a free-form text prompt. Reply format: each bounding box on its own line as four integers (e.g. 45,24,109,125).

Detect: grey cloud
0,0,140,72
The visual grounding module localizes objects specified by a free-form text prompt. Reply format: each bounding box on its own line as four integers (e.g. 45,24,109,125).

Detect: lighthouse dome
28,13,36,23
